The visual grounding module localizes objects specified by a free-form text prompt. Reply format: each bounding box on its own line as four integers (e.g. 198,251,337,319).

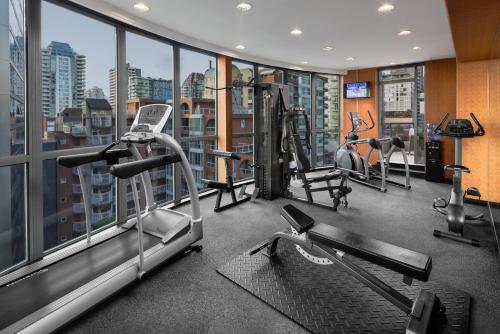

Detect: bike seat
465,187,481,198
444,164,470,173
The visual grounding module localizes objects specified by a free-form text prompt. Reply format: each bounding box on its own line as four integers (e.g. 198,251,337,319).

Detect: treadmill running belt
0,230,159,330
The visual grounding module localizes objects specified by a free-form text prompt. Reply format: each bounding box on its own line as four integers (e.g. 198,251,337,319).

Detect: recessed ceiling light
322,46,333,51
398,30,412,36
290,66,302,70
290,28,303,36
133,2,149,12
236,2,252,11
301,61,308,65
235,44,246,50
390,62,396,65
378,4,394,13
346,57,354,61
412,46,422,51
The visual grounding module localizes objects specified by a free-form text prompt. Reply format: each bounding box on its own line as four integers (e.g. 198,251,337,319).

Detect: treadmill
0,104,203,334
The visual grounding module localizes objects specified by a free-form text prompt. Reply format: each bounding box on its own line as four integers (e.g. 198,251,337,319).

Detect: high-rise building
109,64,172,111
129,76,172,100
108,63,142,112
84,86,105,99
41,41,86,117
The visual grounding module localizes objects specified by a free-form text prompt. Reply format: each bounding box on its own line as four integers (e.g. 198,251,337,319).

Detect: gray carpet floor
60,175,500,334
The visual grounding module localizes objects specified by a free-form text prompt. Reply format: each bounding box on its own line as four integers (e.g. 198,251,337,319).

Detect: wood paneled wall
445,0,500,62
425,58,457,176
217,55,233,181
342,68,379,163
457,59,500,202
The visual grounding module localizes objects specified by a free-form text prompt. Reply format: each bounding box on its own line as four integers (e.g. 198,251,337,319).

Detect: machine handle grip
110,154,181,179
469,113,485,136
303,111,312,150
365,110,375,130
213,150,241,160
57,148,131,168
433,113,449,134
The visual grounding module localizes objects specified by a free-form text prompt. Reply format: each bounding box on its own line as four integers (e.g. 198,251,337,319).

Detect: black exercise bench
251,204,445,334
202,150,258,212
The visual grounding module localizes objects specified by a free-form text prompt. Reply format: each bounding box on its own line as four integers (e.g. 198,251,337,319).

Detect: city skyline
43,1,214,97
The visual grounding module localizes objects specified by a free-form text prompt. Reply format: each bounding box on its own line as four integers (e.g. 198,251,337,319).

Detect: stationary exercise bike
335,110,411,192
432,112,485,246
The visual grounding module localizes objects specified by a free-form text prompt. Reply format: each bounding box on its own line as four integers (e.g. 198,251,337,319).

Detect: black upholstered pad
201,179,228,189
281,204,315,234
309,223,432,281
305,169,343,183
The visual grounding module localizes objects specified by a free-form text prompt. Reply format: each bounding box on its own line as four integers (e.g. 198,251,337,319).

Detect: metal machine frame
432,112,485,246
336,110,411,192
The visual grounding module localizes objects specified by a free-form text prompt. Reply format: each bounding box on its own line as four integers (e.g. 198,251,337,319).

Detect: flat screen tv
344,82,371,99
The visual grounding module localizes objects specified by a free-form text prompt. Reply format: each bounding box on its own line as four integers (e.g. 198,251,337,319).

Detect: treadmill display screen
344,82,371,99
131,104,172,133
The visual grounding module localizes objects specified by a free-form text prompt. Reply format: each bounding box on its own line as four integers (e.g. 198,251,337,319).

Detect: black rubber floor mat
217,241,470,334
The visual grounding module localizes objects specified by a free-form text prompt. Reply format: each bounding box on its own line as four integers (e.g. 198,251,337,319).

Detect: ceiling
75,0,455,73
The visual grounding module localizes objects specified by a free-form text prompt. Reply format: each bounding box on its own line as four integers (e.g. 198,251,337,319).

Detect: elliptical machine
335,110,411,192
432,112,485,246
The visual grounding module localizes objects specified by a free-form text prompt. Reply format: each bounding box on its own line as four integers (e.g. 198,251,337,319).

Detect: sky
42,1,215,98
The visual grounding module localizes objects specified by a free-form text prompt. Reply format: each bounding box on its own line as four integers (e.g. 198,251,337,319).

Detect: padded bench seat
309,223,432,281
202,179,228,190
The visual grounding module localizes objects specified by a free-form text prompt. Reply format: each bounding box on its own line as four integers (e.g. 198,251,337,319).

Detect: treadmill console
130,104,172,134
444,119,474,137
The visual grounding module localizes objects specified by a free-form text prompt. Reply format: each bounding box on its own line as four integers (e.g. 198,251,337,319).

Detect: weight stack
425,140,444,182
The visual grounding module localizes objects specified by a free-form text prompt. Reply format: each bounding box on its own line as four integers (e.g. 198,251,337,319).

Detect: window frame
3,0,345,275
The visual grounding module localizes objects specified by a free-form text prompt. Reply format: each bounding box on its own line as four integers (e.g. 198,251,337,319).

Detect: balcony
149,170,167,181
206,126,215,133
91,173,113,186
91,116,112,128
73,184,82,194
73,221,86,234
91,191,113,206
232,144,253,154
92,209,113,223
73,203,85,214
70,127,87,138
152,185,167,195
91,134,113,145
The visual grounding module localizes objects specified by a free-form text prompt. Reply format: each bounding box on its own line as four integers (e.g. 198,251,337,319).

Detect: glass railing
72,202,85,214
90,191,113,206
91,173,113,185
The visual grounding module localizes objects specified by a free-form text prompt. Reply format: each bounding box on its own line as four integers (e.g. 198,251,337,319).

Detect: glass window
232,61,254,181
41,1,116,151
41,2,118,249
125,32,174,213
0,0,25,156
0,164,26,272
287,71,312,158
379,64,425,165
179,49,217,195
258,67,283,84
314,74,341,166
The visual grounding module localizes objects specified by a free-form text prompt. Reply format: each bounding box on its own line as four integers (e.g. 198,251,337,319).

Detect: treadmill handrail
110,154,181,179
57,148,132,168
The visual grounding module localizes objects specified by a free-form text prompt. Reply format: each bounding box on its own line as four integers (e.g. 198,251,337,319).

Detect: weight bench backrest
309,223,432,281
281,204,315,234
291,134,311,173
213,150,241,160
